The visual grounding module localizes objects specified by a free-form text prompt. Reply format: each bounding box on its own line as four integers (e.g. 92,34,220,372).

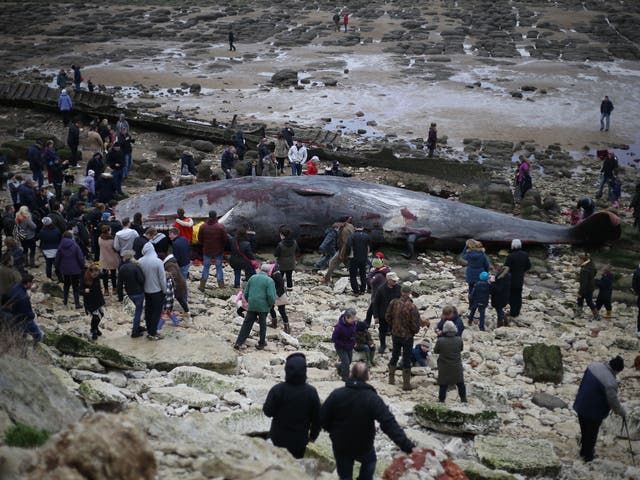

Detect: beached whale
117,176,621,251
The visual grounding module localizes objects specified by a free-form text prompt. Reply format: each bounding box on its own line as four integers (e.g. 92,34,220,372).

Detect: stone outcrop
43,333,145,371
474,435,561,477
414,402,500,435
522,344,563,383
0,356,88,434
270,70,298,87
148,386,219,408
219,408,271,436
79,380,128,409
169,365,239,396
26,413,156,480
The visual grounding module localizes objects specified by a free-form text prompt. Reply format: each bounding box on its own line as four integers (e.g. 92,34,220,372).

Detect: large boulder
270,70,298,87
169,365,239,396
219,408,271,436
191,139,215,153
414,402,500,435
0,356,88,434
79,380,128,409
43,333,145,371
474,435,561,477
101,335,237,374
26,413,156,480
522,344,563,383
124,405,311,479
531,391,568,410
148,385,219,408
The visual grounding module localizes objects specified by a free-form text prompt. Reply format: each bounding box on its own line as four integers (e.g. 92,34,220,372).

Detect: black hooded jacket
263,353,321,458
320,380,415,457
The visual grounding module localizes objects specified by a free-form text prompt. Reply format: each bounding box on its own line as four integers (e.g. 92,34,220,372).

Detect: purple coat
55,237,85,275
332,314,357,351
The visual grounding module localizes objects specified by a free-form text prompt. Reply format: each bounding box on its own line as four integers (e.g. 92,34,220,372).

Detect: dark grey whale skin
117,176,621,249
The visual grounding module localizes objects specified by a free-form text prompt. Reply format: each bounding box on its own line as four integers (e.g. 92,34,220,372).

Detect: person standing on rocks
228,29,236,52
633,262,640,338
577,252,599,320
386,284,422,390
462,239,490,297
117,127,135,177
274,227,298,290
67,119,81,168
27,140,44,188
346,225,371,296
434,320,466,403
321,362,416,480
167,227,191,282
364,257,390,326
82,263,106,341
573,355,626,462
288,140,307,176
233,263,276,350
490,263,511,327
58,89,73,127
55,230,84,309
115,114,130,137
468,271,490,331
343,12,349,32
332,307,359,382
600,95,614,132
274,134,289,175
71,65,82,90
280,123,295,148
266,263,291,334
504,239,530,320
117,250,147,338
594,265,613,319
315,222,339,269
426,123,437,157
263,352,321,459
138,242,167,340
322,216,354,284
114,217,139,260
56,68,68,90
221,146,236,180
596,152,618,199
371,271,401,354
332,12,341,32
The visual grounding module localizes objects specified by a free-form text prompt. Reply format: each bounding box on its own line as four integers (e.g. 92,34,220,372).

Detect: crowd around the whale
0,67,639,476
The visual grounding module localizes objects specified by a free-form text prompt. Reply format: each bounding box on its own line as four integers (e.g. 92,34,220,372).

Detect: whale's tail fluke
569,211,622,244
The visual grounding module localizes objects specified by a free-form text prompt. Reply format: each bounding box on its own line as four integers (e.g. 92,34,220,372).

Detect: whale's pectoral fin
400,233,417,259
569,211,622,244
292,188,335,197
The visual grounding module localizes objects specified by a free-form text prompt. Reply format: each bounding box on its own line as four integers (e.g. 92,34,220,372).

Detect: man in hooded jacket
263,353,321,459
138,242,167,340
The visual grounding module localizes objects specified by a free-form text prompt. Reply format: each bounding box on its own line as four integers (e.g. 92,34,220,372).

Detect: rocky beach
1,1,640,479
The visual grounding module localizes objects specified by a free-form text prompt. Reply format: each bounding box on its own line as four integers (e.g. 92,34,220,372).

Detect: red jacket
199,219,227,256
174,217,194,243
306,162,318,176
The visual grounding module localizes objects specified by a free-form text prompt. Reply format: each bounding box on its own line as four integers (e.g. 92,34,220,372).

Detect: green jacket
244,271,276,313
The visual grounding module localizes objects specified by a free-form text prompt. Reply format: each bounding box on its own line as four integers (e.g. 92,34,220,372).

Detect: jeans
21,238,36,264
378,318,389,351
235,310,267,346
44,257,55,279
291,162,302,176
63,274,81,307
438,383,467,402
596,174,612,198
469,305,486,330
233,267,256,288
389,336,413,369
179,263,190,281
144,291,165,336
324,252,346,281
112,169,124,193
349,260,367,294
202,253,224,283
123,153,132,177
129,293,145,334
577,292,596,310
334,446,376,480
315,253,332,268
336,348,353,381
578,415,602,461
600,113,610,131
32,170,44,188
495,306,505,326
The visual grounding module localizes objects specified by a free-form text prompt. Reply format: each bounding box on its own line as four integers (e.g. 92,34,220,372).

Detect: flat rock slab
79,379,127,407
102,335,237,374
148,386,219,408
456,459,519,480
414,402,500,435
475,435,561,477
219,408,271,436
169,366,239,396
531,391,568,410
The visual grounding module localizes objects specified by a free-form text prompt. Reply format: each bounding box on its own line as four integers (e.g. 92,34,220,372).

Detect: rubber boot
402,369,414,391
283,323,291,334
198,279,206,292
602,310,612,319
378,334,386,354
388,363,395,385
269,317,277,329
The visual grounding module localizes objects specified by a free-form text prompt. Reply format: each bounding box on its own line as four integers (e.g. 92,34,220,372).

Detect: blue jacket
8,283,35,322
27,144,42,172
38,226,62,251
171,235,190,267
435,315,465,337
595,272,613,301
58,91,73,111
573,362,624,421
462,246,490,284
470,280,490,308
412,345,428,366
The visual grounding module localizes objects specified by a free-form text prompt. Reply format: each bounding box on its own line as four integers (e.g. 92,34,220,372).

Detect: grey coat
434,333,464,385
